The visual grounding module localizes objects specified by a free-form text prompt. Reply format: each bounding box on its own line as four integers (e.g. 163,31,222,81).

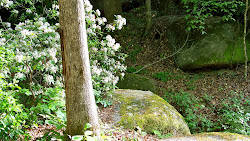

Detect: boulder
116,73,158,94
154,16,250,70
111,89,191,136
161,132,250,141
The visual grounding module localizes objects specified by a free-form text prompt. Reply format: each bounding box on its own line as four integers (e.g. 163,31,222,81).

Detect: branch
134,33,191,74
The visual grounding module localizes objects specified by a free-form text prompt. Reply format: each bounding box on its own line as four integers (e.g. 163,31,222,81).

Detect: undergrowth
163,90,249,135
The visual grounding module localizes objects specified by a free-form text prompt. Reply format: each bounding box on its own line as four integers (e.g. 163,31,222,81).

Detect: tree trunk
103,0,122,23
59,0,100,138
144,0,152,36
244,0,249,82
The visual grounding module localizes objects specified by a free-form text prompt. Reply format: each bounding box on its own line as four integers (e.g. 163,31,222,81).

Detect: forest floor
116,9,249,106
28,8,249,141
99,8,249,140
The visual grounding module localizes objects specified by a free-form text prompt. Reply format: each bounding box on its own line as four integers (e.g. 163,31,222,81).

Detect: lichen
114,89,191,136
162,16,250,70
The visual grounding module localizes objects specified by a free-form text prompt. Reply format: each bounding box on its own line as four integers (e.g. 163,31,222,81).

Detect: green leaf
201,31,207,35
84,123,92,130
72,135,84,141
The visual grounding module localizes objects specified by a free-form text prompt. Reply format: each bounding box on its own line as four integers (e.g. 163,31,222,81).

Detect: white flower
25,20,31,25
50,66,58,73
101,47,107,52
15,72,25,79
92,47,98,52
38,22,52,33
87,28,95,35
44,74,54,85
15,54,23,63
52,57,58,63
12,9,19,14
106,35,115,47
93,60,98,64
102,17,107,23
13,78,19,84
15,26,22,31
5,22,11,27
106,24,115,31
91,24,97,29
33,50,41,59
55,80,63,87
29,31,37,39
112,43,120,51
26,9,32,13
52,4,59,9
96,9,101,16
2,0,13,8
36,21,43,26
34,89,43,95
7,0,13,5
84,0,93,12
20,29,31,38
23,66,30,74
92,66,101,75
100,40,106,46
0,38,6,46
89,14,95,22
48,48,57,57
17,22,25,27
44,27,54,33
1,68,10,76
103,77,109,83
96,18,103,25
40,51,46,56
115,15,126,30
121,73,125,77
45,60,53,71
96,25,101,30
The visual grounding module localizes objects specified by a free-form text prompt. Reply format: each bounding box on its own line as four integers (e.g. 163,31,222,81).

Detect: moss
167,132,250,140
114,89,191,135
159,16,250,70
117,73,158,93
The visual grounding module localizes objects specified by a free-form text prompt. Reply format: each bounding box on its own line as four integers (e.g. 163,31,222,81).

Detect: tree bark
103,0,122,23
244,0,249,82
59,0,100,138
144,0,152,36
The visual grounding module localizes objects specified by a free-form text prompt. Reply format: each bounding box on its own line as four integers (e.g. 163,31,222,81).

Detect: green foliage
127,66,148,74
1,0,127,139
0,78,30,140
69,123,110,141
182,0,245,34
152,71,175,81
164,90,250,135
217,91,250,135
152,130,173,139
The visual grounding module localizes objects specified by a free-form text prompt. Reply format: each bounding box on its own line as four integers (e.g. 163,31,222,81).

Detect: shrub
164,90,250,135
0,0,127,139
